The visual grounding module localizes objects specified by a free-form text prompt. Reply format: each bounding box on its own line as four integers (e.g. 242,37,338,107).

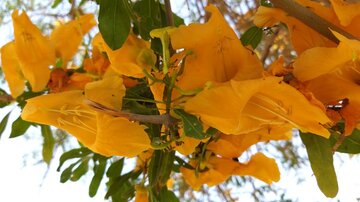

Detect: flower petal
1,41,25,97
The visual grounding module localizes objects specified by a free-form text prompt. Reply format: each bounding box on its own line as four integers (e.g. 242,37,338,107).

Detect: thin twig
84,99,179,126
164,0,174,26
0,94,14,103
270,0,359,43
261,27,280,64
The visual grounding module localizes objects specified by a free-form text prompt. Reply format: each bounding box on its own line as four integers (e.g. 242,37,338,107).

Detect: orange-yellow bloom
185,76,331,137
254,0,360,54
50,14,96,64
181,153,280,190
293,33,360,134
12,10,55,92
21,90,151,157
1,42,25,97
95,33,156,78
169,5,263,92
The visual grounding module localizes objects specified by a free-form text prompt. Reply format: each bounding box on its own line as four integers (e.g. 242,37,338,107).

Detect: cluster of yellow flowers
1,0,360,197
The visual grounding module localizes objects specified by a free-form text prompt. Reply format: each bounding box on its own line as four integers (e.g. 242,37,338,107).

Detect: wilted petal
12,10,55,92
50,14,96,64
1,41,25,97
170,5,263,91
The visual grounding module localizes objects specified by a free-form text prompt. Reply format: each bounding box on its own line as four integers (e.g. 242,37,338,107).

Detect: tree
1,0,360,201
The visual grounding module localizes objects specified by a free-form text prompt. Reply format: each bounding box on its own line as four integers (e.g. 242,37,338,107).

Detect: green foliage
41,125,55,165
300,132,338,198
174,109,214,139
240,26,263,49
98,0,131,50
105,170,141,200
89,155,107,197
106,158,124,178
57,147,92,171
330,129,360,154
0,111,11,139
159,187,180,202
9,115,31,138
148,150,175,199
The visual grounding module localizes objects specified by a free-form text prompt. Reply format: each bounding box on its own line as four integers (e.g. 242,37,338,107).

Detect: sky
0,0,360,202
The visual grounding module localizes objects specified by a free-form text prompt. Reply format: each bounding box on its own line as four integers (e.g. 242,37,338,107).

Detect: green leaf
60,160,81,183
9,116,31,138
173,109,210,139
41,125,55,165
133,0,162,40
98,0,131,50
70,159,89,181
89,157,107,197
330,129,360,154
159,187,179,202
106,158,124,177
57,147,92,171
240,26,263,49
148,150,175,196
110,181,135,202
300,132,338,198
0,112,11,139
105,171,141,199
51,0,63,8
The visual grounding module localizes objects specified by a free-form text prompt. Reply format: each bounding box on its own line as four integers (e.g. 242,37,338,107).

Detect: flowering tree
1,0,360,201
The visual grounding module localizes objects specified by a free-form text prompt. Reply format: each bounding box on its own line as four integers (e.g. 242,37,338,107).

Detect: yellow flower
21,90,151,157
293,32,360,134
207,127,292,158
169,5,263,92
12,10,56,92
95,33,156,78
181,153,280,190
254,0,360,54
185,76,331,137
50,14,96,64
0,42,25,97
135,184,148,202
84,76,125,111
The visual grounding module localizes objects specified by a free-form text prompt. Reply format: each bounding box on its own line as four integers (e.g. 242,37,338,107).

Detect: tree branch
0,94,14,103
270,0,359,43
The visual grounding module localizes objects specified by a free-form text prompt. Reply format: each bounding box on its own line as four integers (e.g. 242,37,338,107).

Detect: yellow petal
330,0,360,26
185,77,330,137
234,153,280,184
135,185,148,202
170,5,263,91
50,14,96,64
293,34,359,81
254,6,335,54
21,91,97,146
94,113,151,157
207,127,292,158
12,10,55,91
98,33,156,78
1,41,25,97
85,76,125,111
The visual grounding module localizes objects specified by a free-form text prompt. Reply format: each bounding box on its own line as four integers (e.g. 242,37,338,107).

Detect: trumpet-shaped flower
169,5,263,92
21,90,151,157
181,153,280,190
254,0,360,54
12,10,56,92
95,33,156,78
50,14,96,64
293,33,360,134
1,42,25,98
185,76,331,137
